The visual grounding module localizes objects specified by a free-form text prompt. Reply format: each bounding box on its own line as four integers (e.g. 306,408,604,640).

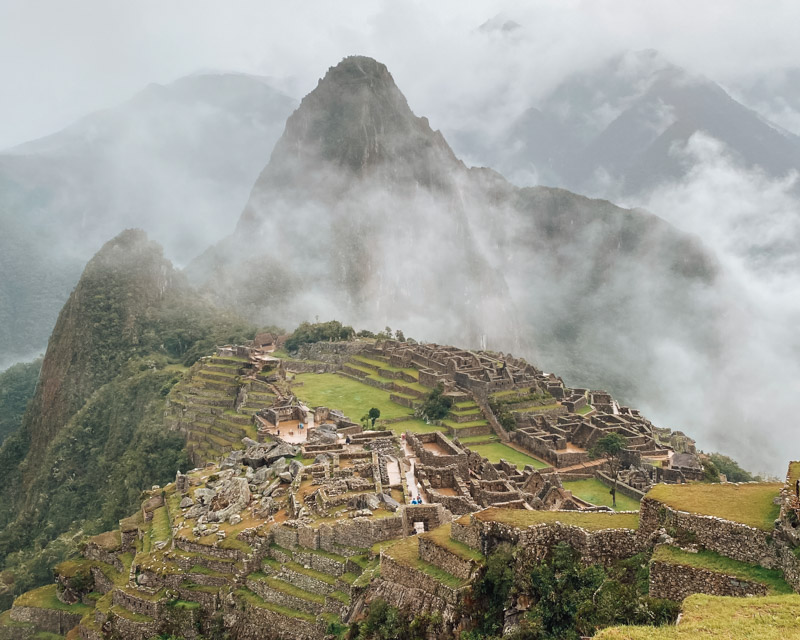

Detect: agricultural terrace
595,593,800,639
471,507,639,532
467,442,549,470
652,546,792,595
563,478,641,511
646,482,781,531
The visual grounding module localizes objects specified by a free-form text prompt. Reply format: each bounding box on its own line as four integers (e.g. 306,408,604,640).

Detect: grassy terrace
563,478,641,511
384,536,467,589
293,373,413,421
473,507,640,531
391,419,442,435
595,593,800,639
351,355,418,378
14,584,92,615
652,546,792,595
249,573,326,604
467,442,549,470
235,587,316,622
422,524,484,562
576,404,593,415
646,482,782,531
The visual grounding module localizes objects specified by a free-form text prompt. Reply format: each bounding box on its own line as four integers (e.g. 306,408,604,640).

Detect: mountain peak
242,55,462,208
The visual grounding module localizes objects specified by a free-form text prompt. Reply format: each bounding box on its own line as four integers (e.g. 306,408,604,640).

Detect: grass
235,587,316,622
443,419,489,430
595,593,800,639
14,584,92,615
150,506,171,543
292,373,413,421
258,575,326,604
474,507,640,531
385,536,467,589
576,404,593,415
563,478,641,511
458,434,500,444
646,482,781,531
389,419,441,435
467,442,549,469
652,546,792,595
284,561,339,586
422,524,484,562
87,529,121,551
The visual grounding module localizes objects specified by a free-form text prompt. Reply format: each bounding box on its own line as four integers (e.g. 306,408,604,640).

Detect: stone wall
649,558,769,600
595,471,645,501
110,613,160,640
233,596,323,640
640,496,800,592
418,537,478,580
10,606,85,635
379,554,463,605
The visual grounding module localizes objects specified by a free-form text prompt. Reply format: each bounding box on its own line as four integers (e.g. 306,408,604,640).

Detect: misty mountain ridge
453,49,800,199
0,72,296,367
190,55,720,440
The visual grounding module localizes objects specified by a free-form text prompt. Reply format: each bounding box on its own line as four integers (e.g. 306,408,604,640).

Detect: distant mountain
730,67,800,137
0,73,296,367
454,50,800,198
190,56,718,405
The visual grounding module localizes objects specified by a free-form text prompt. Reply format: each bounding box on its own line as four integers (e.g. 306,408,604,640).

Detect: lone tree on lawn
368,407,381,427
589,432,627,508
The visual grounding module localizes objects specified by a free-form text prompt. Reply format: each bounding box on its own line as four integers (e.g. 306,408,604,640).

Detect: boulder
252,466,269,485
210,477,251,522
381,493,401,512
243,442,279,468
229,514,242,525
289,459,303,478
271,457,288,475
265,443,297,466
194,488,216,506
314,453,330,465
179,496,194,509
278,472,293,483
242,437,259,448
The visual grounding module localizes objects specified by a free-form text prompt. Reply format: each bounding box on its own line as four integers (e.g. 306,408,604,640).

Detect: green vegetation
646,482,781,531
235,587,316,622
589,432,627,508
417,384,453,421
285,321,355,352
348,598,444,640
385,536,466,589
708,452,759,482
595,593,800,639
423,524,484,562
463,544,677,640
467,442,549,470
576,404,593,415
293,373,413,421
14,584,92,615
389,420,440,435
474,507,640,531
0,358,41,446
653,546,791,594
563,478,641,511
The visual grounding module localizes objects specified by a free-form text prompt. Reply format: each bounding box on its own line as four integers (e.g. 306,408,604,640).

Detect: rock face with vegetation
0,230,255,609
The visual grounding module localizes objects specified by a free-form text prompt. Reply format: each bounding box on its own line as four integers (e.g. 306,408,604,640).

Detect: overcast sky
2,0,800,150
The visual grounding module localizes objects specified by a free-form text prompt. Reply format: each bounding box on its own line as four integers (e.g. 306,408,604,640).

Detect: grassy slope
646,483,781,531
293,373,413,421
652,546,792,595
563,478,641,511
595,593,800,639
467,442,549,469
473,507,639,531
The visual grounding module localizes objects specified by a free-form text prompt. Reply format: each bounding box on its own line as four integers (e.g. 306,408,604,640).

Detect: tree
589,432,627,508
368,408,381,427
417,384,453,421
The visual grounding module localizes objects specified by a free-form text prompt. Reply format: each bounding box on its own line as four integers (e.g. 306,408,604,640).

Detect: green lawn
652,546,792,595
595,593,800,639
576,404,593,415
390,419,441,435
292,373,414,421
474,507,640,532
14,584,92,615
646,482,781,531
563,478,641,511
467,442,549,469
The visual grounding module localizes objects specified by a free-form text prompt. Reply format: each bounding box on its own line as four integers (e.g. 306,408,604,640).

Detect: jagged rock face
22,229,183,469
